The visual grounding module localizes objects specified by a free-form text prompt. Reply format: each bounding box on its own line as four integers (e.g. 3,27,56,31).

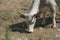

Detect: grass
0,0,60,40
5,25,11,40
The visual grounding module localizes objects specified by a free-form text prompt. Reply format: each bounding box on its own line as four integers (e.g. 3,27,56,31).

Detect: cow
21,0,57,32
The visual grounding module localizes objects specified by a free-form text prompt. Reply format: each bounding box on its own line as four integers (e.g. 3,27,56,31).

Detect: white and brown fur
21,0,57,32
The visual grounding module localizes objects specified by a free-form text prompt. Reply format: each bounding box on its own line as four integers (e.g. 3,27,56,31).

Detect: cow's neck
29,0,40,16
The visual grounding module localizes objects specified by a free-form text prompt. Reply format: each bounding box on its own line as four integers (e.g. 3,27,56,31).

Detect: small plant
5,25,11,40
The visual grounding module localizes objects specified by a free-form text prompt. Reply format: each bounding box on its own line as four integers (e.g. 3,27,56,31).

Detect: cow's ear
20,14,25,18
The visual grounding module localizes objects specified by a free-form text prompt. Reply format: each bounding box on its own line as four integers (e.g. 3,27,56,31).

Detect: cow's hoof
53,25,56,28
50,24,56,28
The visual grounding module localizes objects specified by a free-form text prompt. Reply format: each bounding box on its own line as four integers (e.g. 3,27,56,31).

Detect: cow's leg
25,17,36,32
49,0,57,27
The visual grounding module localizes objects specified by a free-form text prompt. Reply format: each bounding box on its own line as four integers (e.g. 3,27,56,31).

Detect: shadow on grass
9,17,53,33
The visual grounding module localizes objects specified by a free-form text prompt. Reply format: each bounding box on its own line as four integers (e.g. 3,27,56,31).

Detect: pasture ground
0,0,60,40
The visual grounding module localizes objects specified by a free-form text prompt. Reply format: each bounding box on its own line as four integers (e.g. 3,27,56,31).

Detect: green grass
0,0,60,40
5,25,11,40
